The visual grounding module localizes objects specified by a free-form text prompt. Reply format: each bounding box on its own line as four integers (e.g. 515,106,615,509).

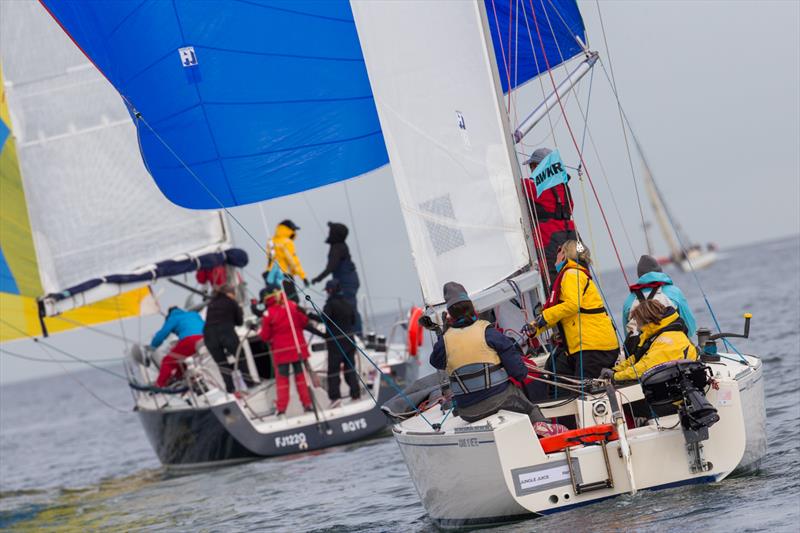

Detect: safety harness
634,314,689,362
449,362,509,396
544,262,607,315
629,280,668,303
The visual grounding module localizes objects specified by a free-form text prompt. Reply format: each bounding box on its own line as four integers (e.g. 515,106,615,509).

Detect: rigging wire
343,181,376,329
591,0,651,253
527,0,630,286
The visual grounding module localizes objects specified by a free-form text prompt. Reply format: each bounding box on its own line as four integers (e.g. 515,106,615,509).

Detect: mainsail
0,1,232,338
351,0,587,305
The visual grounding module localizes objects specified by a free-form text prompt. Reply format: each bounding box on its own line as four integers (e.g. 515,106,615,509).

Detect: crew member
622,254,696,355
429,282,547,424
203,284,243,393
266,219,308,302
259,289,314,415
316,279,360,407
150,306,205,387
522,147,578,291
311,222,362,335
524,240,620,380
606,299,697,382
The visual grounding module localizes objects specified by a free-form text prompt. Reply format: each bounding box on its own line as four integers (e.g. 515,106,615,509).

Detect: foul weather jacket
613,309,697,382
622,271,696,337
259,298,310,365
312,222,360,292
150,309,205,348
541,260,619,356
268,223,307,279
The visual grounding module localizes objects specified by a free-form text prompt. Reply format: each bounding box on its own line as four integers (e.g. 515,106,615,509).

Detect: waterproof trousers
548,348,620,384
457,385,547,424
203,325,239,393
338,285,362,336
276,361,312,413
155,335,203,387
326,342,360,401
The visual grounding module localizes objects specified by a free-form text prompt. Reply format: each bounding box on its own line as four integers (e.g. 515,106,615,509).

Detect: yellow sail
0,65,151,343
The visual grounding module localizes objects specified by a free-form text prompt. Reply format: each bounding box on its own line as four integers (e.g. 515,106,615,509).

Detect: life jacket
544,262,607,316
629,281,668,303
443,320,508,396
634,312,689,362
528,182,574,222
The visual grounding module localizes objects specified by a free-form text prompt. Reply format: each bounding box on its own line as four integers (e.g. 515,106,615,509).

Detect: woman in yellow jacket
611,299,697,382
526,240,619,378
266,219,308,302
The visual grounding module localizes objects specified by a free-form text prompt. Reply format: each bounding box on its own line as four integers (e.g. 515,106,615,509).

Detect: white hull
679,250,718,272
393,355,765,527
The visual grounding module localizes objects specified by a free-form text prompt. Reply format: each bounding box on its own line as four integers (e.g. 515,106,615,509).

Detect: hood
274,223,296,240
325,222,349,244
636,271,674,285
639,308,680,341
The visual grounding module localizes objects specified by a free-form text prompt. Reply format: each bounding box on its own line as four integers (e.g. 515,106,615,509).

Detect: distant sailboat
637,139,718,272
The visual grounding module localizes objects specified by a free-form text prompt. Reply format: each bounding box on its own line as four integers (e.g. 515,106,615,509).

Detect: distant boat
639,143,718,272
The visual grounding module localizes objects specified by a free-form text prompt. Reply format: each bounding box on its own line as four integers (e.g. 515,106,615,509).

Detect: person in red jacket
521,147,578,292
259,289,314,415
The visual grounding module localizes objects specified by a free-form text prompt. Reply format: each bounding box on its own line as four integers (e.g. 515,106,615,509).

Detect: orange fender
407,307,424,356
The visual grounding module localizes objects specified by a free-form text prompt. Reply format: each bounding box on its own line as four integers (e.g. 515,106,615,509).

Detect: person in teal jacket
622,256,696,354
150,307,205,387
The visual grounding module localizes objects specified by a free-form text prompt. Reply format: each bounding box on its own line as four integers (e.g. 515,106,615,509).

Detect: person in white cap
521,147,578,290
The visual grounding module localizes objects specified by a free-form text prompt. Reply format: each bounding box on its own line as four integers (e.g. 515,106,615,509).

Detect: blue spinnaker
41,0,585,209
484,0,586,93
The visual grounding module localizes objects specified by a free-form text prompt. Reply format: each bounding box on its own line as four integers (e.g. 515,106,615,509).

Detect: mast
642,162,681,260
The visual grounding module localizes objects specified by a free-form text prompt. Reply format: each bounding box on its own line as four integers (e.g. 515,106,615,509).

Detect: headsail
351,0,535,305
0,65,150,342
0,1,232,333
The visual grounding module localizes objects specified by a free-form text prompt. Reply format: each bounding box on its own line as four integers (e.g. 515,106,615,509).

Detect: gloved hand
303,278,311,288
599,368,615,382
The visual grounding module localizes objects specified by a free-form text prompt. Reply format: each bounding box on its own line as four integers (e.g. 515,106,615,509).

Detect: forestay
351,0,531,305
0,2,228,318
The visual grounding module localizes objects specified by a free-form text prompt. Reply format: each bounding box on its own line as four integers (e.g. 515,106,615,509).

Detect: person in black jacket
321,279,360,407
203,284,244,393
311,222,362,335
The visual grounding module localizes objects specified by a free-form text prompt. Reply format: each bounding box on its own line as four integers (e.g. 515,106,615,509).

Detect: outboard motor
641,361,719,472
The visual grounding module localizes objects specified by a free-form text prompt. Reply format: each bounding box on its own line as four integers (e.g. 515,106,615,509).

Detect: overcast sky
2,0,798,384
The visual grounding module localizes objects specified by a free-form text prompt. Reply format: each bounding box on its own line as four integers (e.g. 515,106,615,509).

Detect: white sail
0,2,229,298
351,0,532,306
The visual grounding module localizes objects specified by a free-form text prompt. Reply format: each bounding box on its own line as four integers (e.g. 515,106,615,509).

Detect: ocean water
1,236,798,532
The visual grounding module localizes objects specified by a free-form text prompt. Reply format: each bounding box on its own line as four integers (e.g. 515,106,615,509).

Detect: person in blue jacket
149,307,205,387
622,255,696,355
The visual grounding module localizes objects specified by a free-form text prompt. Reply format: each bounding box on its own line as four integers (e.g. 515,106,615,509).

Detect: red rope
527,0,630,285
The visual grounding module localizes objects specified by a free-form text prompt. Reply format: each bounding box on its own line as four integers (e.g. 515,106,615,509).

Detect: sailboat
639,148,718,272
0,1,417,469
347,0,762,527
